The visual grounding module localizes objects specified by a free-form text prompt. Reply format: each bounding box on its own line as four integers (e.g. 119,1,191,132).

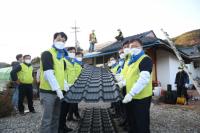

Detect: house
83,30,200,90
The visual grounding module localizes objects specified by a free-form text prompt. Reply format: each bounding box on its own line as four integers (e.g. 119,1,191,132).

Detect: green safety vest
40,48,65,91
111,64,119,74
74,62,82,79
64,59,76,85
125,55,152,99
17,63,33,84
120,54,131,78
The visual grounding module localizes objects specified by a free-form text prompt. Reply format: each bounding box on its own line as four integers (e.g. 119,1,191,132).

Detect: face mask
124,48,130,56
130,48,142,55
108,63,112,67
25,59,31,64
68,53,75,58
76,57,82,62
119,53,125,59
111,60,116,65
54,41,65,49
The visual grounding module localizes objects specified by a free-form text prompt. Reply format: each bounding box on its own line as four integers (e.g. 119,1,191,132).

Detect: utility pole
71,21,80,51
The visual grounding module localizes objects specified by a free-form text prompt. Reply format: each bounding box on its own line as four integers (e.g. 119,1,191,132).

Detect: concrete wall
156,49,179,90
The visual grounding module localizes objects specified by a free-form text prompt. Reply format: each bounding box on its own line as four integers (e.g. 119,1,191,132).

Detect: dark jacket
175,70,189,87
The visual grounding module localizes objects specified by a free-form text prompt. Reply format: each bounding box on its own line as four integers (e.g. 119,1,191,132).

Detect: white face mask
108,62,112,67
68,53,75,58
54,41,65,49
124,48,130,56
130,48,142,55
25,59,31,64
111,60,116,65
76,57,82,62
119,53,125,59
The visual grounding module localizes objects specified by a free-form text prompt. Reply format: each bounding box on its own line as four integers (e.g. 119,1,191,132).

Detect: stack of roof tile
64,64,121,103
78,108,116,133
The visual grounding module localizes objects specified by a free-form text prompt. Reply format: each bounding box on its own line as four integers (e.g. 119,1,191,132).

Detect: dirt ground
0,90,200,133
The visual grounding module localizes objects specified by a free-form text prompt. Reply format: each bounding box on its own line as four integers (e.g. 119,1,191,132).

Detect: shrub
0,82,13,118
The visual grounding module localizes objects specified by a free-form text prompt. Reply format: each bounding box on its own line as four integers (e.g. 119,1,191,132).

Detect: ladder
161,29,200,95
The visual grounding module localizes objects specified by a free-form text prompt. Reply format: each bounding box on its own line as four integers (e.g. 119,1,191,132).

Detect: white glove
122,93,133,103
68,84,73,87
115,74,123,82
56,89,64,100
64,80,70,92
185,83,189,88
116,80,126,89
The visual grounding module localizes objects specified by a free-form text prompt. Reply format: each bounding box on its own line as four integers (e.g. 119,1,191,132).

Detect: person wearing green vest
114,42,131,130
122,39,153,133
39,32,72,133
67,51,83,121
11,55,35,115
89,30,97,52
109,57,119,74
115,40,131,89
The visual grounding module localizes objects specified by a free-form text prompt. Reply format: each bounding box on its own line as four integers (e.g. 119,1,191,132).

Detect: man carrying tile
39,32,71,133
122,38,153,133
115,41,131,130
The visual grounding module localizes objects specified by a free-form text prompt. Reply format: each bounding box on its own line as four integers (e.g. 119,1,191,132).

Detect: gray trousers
40,92,61,133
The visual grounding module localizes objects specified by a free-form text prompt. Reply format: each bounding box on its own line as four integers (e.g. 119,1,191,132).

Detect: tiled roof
98,30,158,53
64,64,121,103
177,45,200,59
78,108,116,133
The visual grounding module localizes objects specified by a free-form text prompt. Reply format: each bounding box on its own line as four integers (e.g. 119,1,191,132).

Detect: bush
0,82,13,118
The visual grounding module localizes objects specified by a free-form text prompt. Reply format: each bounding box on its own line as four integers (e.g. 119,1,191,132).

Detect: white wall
156,49,170,90
156,49,179,90
187,61,200,80
169,54,180,90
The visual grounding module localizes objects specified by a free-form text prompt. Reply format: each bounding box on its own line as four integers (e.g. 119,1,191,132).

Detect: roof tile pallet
78,108,116,133
64,64,121,103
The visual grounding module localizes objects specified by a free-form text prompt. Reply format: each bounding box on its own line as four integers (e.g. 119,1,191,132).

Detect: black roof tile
64,64,121,103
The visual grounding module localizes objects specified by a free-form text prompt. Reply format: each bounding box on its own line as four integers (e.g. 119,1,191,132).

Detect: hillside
173,29,200,46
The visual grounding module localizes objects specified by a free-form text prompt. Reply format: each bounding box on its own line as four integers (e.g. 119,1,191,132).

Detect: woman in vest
67,51,83,121
122,39,153,133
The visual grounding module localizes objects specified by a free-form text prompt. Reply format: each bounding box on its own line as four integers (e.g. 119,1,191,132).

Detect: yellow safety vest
111,64,119,74
125,55,152,99
40,48,65,91
64,59,76,85
74,62,82,79
17,63,33,84
120,54,131,78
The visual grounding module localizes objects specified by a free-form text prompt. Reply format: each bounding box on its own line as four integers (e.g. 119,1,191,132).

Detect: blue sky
0,0,199,63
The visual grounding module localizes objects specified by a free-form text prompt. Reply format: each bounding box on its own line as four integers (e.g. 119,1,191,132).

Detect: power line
71,21,80,51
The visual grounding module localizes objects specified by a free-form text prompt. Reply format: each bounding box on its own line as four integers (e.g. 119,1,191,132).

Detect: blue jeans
12,83,19,108
89,43,94,52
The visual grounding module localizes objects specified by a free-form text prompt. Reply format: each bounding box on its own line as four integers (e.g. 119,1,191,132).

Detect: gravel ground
0,99,200,133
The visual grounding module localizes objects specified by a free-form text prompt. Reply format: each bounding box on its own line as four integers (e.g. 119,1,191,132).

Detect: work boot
19,111,25,116
30,110,36,113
